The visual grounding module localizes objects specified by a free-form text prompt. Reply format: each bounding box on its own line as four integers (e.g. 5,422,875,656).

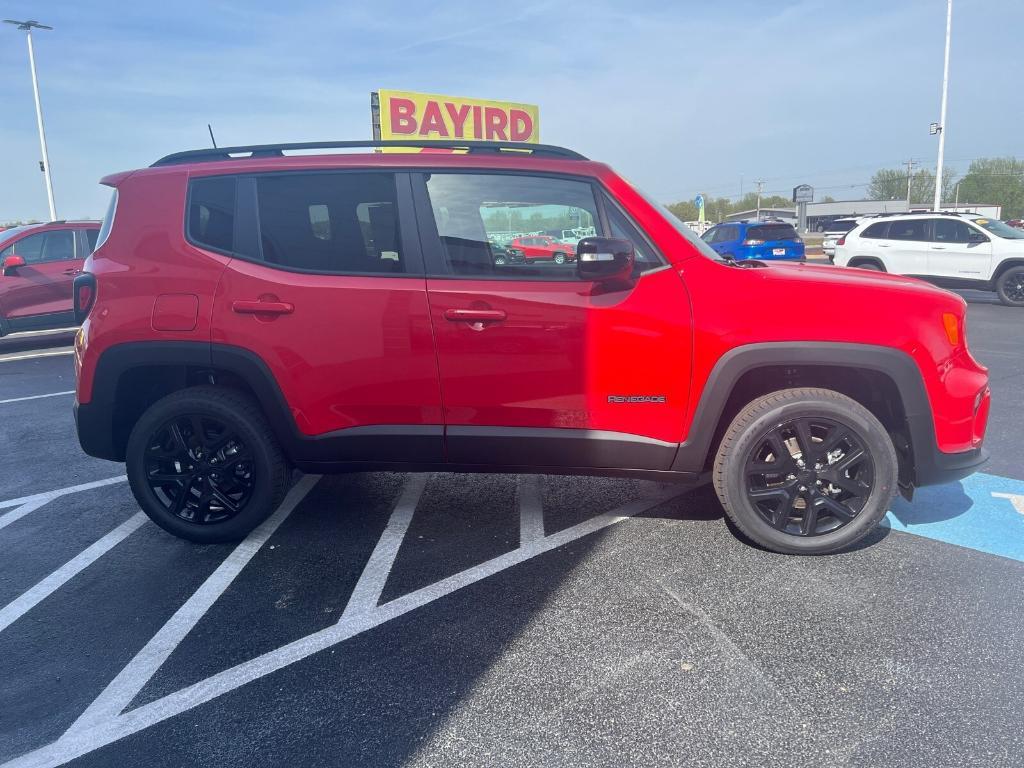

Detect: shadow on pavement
888,480,973,526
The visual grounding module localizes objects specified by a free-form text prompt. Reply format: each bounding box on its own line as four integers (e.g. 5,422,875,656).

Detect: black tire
995,265,1024,307
553,252,567,264
126,385,290,543
852,260,883,271
713,387,897,555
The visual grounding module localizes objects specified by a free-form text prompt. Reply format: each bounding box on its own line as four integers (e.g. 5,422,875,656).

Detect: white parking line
0,391,75,405
4,482,683,768
2,328,78,339
66,474,321,736
0,349,75,363
0,513,147,634
517,476,545,544
341,474,428,619
0,479,126,514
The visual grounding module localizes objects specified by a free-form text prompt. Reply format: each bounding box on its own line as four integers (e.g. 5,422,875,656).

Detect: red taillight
73,273,97,323
837,235,847,246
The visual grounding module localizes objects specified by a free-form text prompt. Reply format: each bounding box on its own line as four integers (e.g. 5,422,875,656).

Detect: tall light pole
4,19,58,221
933,0,952,212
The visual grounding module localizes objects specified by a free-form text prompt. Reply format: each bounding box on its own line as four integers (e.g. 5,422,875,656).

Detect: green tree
955,157,1024,219
868,167,956,204
822,196,836,203
667,200,698,221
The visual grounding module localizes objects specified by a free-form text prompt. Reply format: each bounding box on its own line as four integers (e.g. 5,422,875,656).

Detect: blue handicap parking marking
884,472,1024,563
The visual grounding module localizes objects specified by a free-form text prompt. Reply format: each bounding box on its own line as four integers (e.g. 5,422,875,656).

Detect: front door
927,217,993,283
0,228,81,326
201,171,444,463
416,171,693,471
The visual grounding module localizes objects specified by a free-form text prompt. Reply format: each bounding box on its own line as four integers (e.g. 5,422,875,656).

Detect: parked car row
834,211,1024,306
0,219,101,336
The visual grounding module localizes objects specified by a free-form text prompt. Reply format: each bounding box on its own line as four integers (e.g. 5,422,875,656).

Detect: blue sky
1,0,1021,221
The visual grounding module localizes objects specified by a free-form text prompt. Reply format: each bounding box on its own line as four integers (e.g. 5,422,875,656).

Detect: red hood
759,260,957,300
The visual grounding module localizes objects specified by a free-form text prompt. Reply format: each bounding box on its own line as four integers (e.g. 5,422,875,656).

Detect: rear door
880,218,930,274
416,170,693,470
0,228,79,322
206,171,443,463
928,218,992,282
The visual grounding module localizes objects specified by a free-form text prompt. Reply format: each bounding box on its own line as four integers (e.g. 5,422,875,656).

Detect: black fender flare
669,342,981,486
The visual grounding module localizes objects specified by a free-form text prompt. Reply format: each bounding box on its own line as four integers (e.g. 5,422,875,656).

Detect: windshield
626,181,722,260
0,225,33,245
972,217,1024,240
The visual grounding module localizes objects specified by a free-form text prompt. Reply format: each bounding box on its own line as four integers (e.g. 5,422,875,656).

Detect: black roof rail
863,210,973,219
151,140,588,167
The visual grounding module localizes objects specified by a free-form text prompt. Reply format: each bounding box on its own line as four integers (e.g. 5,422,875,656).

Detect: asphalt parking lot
1,293,1022,768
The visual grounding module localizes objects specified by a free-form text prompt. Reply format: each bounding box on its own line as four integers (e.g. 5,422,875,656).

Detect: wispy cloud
0,0,1020,220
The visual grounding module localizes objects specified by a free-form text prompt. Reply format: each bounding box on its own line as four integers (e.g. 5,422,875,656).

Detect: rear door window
887,219,928,241
255,172,404,274
719,225,739,242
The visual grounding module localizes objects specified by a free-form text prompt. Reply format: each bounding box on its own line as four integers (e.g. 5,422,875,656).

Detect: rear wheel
713,388,897,555
126,386,290,543
852,260,883,271
995,266,1024,306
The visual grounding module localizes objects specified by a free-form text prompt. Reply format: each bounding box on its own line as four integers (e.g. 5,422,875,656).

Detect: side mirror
968,231,988,244
2,255,26,276
576,237,635,282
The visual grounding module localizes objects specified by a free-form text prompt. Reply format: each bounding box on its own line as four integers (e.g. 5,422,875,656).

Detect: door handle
931,246,946,250
63,268,82,275
878,244,890,248
444,308,507,322
232,300,294,315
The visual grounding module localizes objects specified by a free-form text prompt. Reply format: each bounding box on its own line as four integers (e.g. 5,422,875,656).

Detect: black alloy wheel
997,266,1024,306
143,413,255,525
743,416,874,537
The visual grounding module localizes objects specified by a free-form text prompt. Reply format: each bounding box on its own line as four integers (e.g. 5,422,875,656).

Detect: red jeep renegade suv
73,140,990,554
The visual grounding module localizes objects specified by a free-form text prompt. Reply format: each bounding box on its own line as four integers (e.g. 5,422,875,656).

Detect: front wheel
126,386,290,543
713,388,897,555
553,252,567,264
996,266,1024,306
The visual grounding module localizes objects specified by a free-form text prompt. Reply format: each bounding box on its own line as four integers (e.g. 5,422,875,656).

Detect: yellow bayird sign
372,90,540,144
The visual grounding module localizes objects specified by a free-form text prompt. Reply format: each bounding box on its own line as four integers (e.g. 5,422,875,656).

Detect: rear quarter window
188,177,236,253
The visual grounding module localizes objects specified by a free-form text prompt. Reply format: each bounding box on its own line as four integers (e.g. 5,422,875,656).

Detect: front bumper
914,443,989,487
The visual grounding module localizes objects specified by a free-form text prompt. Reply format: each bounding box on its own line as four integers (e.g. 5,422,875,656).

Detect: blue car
700,221,805,261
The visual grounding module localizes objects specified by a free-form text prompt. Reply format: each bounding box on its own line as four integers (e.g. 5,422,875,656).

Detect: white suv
833,213,1024,306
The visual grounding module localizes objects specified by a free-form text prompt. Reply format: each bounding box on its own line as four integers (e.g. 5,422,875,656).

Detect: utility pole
904,158,918,211
933,0,953,211
754,180,765,220
4,19,57,221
